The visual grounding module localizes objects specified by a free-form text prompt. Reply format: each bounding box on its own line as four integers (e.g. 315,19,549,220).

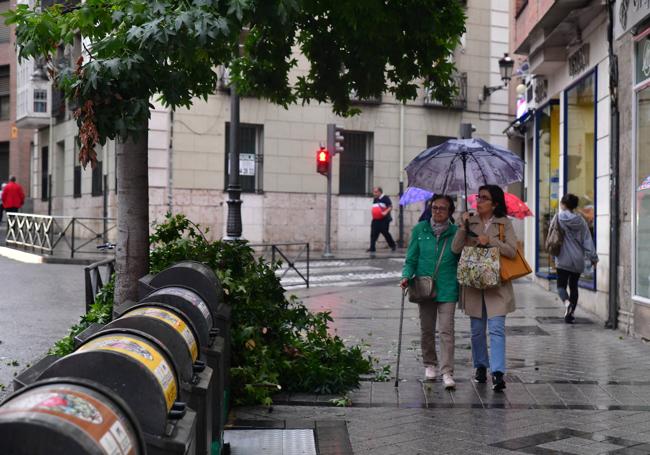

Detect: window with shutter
339,131,373,196
0,2,10,44
0,65,9,121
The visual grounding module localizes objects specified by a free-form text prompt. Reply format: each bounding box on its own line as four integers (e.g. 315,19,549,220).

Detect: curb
0,246,108,265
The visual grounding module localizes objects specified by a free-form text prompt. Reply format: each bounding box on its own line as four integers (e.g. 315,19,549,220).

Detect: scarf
430,219,450,237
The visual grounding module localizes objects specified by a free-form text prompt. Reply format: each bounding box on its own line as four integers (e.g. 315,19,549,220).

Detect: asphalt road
0,255,86,400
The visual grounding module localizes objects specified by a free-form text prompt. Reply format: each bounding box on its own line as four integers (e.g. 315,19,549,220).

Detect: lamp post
225,31,249,240
481,53,515,101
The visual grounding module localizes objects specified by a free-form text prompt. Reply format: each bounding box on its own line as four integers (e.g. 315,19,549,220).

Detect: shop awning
503,110,533,137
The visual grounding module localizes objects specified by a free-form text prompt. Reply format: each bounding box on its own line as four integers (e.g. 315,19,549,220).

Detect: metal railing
250,242,310,288
84,256,115,313
5,213,116,258
423,72,468,110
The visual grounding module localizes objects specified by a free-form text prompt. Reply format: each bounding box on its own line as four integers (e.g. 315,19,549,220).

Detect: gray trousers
418,302,456,374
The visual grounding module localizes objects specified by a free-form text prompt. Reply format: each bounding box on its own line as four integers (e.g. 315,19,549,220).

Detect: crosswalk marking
279,259,402,289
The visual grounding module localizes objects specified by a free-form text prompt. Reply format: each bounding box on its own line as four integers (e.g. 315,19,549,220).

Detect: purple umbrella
399,186,433,206
405,138,524,206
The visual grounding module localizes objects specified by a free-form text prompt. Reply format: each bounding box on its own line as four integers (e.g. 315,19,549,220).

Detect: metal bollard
0,378,146,455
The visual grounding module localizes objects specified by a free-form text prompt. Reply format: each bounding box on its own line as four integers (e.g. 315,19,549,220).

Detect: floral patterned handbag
457,245,501,289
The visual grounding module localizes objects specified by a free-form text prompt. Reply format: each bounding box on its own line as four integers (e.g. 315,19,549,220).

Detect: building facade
22,0,513,251
612,1,650,340
511,0,650,339
0,0,32,200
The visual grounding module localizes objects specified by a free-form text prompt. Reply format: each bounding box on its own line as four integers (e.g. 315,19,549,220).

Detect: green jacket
402,221,460,303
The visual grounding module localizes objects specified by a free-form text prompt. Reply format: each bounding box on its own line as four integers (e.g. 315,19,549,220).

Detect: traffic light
327,123,344,156
317,147,330,175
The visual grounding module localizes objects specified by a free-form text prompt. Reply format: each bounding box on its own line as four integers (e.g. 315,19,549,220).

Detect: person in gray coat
555,193,598,323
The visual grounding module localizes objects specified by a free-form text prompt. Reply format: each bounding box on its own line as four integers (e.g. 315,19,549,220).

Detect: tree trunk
114,125,149,305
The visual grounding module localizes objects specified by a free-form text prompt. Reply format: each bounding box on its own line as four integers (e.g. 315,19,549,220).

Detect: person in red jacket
2,176,25,218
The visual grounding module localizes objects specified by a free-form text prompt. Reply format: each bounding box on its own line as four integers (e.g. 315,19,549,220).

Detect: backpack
545,214,564,256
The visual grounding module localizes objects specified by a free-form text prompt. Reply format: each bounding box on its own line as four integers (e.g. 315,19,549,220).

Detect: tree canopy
7,0,466,166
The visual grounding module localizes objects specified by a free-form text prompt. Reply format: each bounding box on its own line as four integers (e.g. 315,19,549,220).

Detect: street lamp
481,53,515,101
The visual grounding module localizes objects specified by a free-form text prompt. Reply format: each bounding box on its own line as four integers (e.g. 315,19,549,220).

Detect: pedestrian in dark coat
367,186,396,253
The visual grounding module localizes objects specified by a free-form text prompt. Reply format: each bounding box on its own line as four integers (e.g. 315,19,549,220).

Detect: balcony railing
349,89,381,105
423,72,467,110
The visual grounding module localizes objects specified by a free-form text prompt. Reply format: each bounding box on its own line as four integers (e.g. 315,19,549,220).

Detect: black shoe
492,372,506,392
391,246,396,252
366,248,375,253
564,314,575,324
474,366,487,383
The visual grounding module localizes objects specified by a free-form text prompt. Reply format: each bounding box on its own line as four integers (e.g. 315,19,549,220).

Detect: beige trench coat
451,214,518,318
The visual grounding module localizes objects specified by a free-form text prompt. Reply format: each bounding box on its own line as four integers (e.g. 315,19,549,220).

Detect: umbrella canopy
399,186,433,206
468,192,533,219
405,138,524,197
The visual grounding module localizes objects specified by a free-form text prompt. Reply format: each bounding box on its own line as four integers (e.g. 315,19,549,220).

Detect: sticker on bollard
122,307,199,361
148,287,212,326
0,379,145,455
78,335,178,411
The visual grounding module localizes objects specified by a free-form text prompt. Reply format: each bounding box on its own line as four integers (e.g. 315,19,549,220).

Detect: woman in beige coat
452,185,517,391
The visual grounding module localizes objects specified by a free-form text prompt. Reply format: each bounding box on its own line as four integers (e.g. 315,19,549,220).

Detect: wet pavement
0,255,85,400
233,279,650,454
3,242,650,454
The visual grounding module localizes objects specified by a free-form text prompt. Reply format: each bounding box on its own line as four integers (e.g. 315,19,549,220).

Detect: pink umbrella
468,192,533,219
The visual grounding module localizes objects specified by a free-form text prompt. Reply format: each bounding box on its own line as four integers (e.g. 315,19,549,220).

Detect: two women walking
401,185,519,391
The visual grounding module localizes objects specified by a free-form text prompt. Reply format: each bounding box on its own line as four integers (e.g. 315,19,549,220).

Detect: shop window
536,101,560,277
339,131,373,196
565,71,596,289
635,87,650,298
224,123,263,193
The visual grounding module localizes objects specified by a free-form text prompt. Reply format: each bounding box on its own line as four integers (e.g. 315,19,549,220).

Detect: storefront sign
568,44,589,77
616,0,650,40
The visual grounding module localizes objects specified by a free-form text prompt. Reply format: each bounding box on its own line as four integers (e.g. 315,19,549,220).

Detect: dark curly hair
478,185,507,218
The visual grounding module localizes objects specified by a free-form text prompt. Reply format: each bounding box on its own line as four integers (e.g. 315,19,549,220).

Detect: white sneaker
442,373,456,389
563,300,571,318
424,366,438,380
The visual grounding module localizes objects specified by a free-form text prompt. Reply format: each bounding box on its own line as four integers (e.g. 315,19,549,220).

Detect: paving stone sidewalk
233,280,650,454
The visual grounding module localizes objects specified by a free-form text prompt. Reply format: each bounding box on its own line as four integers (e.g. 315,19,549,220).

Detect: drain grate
224,429,317,455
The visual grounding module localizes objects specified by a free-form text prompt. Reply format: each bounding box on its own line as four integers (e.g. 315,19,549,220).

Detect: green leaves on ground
150,213,374,405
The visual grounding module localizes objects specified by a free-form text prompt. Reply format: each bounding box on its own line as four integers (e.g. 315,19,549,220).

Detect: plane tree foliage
7,0,466,166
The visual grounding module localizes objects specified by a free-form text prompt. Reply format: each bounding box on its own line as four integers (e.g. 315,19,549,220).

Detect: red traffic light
316,147,330,175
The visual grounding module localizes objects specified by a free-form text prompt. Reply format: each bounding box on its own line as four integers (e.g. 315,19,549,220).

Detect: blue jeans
470,302,506,374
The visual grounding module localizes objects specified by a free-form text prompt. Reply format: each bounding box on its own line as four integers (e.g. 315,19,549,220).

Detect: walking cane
395,287,407,388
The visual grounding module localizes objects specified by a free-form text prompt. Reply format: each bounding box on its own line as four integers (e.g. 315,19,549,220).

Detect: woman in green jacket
400,195,460,389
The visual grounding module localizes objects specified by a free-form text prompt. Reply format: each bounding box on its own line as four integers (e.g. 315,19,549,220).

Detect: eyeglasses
431,205,449,212
477,195,492,202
